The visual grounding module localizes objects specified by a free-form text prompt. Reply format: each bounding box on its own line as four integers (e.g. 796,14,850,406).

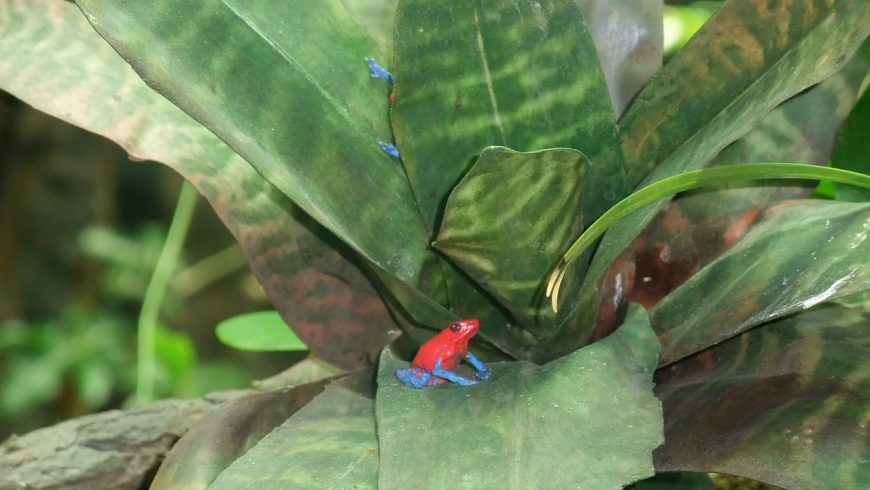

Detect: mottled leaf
588,57,868,341
435,147,589,332
651,200,870,364
551,0,870,359
678,54,869,221
151,380,334,490
0,0,396,368
831,82,870,202
654,304,870,489
376,305,662,489
392,0,628,232
207,371,378,490
74,0,455,320
576,0,663,117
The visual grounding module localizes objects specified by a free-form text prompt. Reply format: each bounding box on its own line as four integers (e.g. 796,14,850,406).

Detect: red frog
395,318,490,389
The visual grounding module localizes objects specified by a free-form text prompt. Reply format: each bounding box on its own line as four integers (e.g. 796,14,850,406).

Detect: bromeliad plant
1,0,868,488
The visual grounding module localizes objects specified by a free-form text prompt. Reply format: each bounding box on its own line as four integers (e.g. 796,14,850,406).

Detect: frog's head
446,318,480,342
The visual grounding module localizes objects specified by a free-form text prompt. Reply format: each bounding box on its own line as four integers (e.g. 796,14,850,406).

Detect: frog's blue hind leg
465,352,490,381
395,367,431,389
431,359,479,386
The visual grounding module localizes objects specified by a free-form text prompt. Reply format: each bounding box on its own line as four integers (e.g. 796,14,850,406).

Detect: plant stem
136,182,198,404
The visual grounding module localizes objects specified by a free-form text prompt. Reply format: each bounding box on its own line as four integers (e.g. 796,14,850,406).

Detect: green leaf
679,54,869,221
74,0,449,315
0,0,398,369
831,81,870,202
215,311,307,352
376,305,662,488
207,372,378,489
563,0,870,355
392,0,627,231
548,163,870,310
151,378,336,490
435,146,590,332
576,0,663,117
654,304,870,489
650,199,870,364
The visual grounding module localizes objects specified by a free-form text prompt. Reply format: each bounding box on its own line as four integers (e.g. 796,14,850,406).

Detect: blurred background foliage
0,93,308,438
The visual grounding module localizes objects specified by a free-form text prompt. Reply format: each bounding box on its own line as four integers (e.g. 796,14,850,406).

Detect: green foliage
1,0,868,487
215,311,308,352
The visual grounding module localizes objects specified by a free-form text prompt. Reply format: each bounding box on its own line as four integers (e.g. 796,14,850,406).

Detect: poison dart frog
395,318,490,389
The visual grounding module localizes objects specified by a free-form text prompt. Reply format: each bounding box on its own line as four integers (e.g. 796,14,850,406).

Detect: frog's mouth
457,318,480,338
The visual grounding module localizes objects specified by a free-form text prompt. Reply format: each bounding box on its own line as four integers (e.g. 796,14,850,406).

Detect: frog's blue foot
365,57,394,85
395,367,443,389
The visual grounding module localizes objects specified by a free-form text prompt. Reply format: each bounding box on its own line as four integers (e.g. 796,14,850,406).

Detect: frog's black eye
449,323,461,332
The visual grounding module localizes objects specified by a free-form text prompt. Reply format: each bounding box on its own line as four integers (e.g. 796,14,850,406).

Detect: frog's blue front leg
364,57,394,85
465,351,490,381
431,359,479,386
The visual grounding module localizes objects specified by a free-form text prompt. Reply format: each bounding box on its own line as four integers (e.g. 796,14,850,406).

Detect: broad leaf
376,305,662,488
654,304,870,489
576,0,663,117
0,0,397,368
151,380,334,490
678,54,868,221
651,199,870,364
435,147,590,332
74,0,452,318
208,372,378,489
553,0,870,357
392,0,627,232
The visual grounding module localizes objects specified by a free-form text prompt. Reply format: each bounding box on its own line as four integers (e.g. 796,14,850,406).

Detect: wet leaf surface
654,304,870,489
0,0,399,368
376,305,662,489
650,199,870,364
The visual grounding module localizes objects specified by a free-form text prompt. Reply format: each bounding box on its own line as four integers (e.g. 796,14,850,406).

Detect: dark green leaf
74,0,452,318
576,0,663,117
207,372,378,489
435,147,590,332
0,0,398,368
651,199,870,364
376,305,662,488
679,54,869,221
654,304,870,489
831,82,870,201
215,311,307,352
392,0,628,231
553,0,870,359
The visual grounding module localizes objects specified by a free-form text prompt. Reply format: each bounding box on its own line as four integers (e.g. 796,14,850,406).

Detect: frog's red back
410,319,480,372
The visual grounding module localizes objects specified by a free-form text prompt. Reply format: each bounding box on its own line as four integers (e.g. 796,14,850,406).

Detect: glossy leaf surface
576,0,663,117
651,199,870,364
74,0,453,316
376,305,662,488
392,0,627,231
208,372,378,489
555,0,870,357
0,0,396,368
655,304,870,489
435,147,590,331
